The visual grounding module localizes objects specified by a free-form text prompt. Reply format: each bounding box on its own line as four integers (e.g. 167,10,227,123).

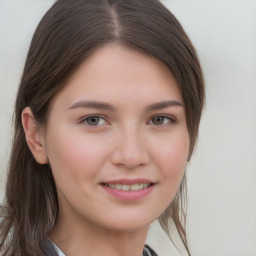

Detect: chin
101,216,154,233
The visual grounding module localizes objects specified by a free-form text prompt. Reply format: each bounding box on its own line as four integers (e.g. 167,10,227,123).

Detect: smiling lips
100,179,155,201
103,183,151,191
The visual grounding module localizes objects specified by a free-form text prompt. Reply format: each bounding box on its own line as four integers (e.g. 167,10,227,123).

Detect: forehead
51,43,183,109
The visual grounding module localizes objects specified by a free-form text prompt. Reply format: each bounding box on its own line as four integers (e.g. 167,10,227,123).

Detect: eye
149,115,176,125
81,115,108,126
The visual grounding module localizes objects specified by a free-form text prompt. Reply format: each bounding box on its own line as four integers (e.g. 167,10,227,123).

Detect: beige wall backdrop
1,1,256,255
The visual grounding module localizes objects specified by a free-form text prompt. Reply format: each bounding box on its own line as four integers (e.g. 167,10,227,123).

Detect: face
41,44,189,232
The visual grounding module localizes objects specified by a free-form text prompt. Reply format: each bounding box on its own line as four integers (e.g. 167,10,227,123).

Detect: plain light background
0,0,256,255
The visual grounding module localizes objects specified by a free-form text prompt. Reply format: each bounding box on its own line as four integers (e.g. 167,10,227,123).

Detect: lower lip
100,184,155,201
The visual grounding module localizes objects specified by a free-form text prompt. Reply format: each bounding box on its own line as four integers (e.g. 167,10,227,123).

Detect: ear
21,107,48,164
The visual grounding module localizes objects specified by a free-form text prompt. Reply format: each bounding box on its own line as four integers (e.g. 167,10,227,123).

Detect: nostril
110,147,150,168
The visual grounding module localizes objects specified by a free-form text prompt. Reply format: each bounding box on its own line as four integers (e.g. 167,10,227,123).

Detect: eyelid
148,114,177,125
78,114,110,126
76,114,177,126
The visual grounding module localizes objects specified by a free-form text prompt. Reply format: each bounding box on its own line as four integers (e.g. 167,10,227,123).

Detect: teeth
104,183,151,191
131,184,139,191
122,184,129,191
116,184,122,190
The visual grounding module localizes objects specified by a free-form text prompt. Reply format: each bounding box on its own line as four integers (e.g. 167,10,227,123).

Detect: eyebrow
145,100,183,111
67,100,183,111
67,100,117,111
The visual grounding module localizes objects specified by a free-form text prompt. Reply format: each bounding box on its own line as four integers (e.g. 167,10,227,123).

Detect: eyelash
78,114,176,127
148,115,176,126
78,115,109,126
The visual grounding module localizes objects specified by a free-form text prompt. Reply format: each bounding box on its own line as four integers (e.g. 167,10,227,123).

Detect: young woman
0,0,204,255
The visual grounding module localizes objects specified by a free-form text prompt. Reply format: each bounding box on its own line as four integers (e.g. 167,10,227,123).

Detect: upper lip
101,179,154,185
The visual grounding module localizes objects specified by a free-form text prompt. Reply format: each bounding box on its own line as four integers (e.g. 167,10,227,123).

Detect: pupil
153,116,164,124
88,116,99,125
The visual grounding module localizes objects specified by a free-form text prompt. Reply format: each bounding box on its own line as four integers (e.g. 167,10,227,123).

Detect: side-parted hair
0,0,204,255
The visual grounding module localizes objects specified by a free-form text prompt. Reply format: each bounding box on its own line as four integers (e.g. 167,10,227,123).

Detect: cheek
45,127,108,180
146,131,189,217
155,131,189,183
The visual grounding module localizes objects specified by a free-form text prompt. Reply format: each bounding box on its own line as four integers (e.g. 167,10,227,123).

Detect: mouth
101,183,153,192
100,179,155,201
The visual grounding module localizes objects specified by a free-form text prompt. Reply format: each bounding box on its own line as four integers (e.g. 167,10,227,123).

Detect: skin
22,44,190,256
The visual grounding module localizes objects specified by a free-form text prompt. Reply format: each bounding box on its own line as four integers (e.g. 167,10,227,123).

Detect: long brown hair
0,0,204,255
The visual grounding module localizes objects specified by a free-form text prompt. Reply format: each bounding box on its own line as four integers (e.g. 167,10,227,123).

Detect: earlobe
21,107,47,164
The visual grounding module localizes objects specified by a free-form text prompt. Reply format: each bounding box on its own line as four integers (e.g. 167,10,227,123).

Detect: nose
110,127,150,169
